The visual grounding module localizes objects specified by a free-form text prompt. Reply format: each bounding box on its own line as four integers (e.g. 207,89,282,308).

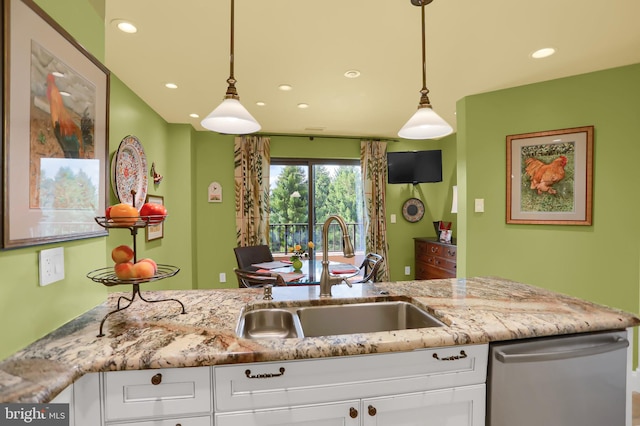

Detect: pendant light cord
418,0,431,108
225,0,239,99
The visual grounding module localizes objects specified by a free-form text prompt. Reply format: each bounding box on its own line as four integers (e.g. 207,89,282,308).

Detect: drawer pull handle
245,367,285,379
151,373,162,385
350,407,358,418
447,249,456,256
430,247,437,253
433,350,467,361
368,405,377,416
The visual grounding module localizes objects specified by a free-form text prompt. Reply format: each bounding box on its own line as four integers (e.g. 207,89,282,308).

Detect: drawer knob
151,373,162,385
349,407,358,418
433,350,467,361
368,405,377,416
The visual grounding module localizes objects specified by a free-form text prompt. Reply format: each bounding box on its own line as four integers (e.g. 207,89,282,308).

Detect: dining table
250,259,361,285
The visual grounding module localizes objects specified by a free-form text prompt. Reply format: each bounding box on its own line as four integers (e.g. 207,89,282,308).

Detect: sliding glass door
269,159,364,259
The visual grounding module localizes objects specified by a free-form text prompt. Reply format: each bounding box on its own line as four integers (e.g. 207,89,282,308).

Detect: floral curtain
361,140,390,281
234,136,271,247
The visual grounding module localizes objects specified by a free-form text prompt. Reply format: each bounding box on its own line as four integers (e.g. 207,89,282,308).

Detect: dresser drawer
104,367,212,422
441,245,457,260
214,345,487,412
430,256,456,273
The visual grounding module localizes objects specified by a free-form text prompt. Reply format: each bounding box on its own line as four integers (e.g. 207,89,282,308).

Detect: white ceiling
104,0,640,139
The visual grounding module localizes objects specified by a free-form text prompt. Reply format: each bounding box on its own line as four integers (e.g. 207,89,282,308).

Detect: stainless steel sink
237,301,444,339
296,301,445,337
236,309,303,339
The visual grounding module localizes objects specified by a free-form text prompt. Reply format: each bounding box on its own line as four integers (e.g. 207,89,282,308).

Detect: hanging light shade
201,0,260,134
398,0,452,140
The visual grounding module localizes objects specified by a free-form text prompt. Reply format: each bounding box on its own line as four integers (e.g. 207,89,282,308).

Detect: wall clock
402,198,425,223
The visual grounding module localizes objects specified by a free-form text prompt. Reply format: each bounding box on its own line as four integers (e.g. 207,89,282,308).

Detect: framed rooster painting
1,0,110,248
506,126,593,225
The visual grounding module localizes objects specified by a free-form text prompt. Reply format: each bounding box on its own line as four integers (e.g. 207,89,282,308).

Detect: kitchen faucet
319,215,355,297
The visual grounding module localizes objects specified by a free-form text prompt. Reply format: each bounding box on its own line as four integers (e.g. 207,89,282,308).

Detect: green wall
4,0,637,364
458,63,640,314
0,0,107,361
193,134,457,289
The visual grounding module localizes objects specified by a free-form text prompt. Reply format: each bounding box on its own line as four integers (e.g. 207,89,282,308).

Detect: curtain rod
257,132,399,142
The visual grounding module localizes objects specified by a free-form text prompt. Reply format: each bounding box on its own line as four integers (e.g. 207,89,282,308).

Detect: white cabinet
215,400,361,426
361,384,485,426
214,344,488,426
65,345,487,426
99,366,212,426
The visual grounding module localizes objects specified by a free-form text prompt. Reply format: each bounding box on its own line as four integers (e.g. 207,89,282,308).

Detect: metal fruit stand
86,214,184,337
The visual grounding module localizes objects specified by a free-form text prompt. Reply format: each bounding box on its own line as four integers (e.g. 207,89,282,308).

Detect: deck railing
269,222,364,256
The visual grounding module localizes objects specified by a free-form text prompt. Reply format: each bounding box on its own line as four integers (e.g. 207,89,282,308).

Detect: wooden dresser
414,237,457,280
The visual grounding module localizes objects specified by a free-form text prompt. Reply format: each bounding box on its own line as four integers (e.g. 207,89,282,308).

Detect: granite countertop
1,277,638,403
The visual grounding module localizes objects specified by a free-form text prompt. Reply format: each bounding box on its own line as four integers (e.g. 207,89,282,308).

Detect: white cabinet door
107,415,211,426
215,400,360,426
361,384,485,426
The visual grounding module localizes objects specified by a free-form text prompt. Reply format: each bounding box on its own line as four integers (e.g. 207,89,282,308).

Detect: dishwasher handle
494,336,628,364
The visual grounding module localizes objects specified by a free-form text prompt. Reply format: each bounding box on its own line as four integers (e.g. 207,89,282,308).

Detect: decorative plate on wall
402,198,425,223
111,135,148,210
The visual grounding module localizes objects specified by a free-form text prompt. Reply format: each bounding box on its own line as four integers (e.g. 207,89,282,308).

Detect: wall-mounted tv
387,150,442,184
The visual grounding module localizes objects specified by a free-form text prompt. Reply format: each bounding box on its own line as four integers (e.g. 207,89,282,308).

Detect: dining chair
234,268,287,289
352,253,384,283
233,245,274,270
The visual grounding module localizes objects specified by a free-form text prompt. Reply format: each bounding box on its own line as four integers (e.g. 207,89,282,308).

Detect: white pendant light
398,0,452,140
201,0,260,135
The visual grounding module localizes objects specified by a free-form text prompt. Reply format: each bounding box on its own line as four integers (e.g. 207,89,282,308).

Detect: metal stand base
97,284,186,337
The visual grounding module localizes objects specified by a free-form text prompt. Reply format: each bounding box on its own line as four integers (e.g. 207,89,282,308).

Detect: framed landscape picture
1,0,110,248
506,126,593,225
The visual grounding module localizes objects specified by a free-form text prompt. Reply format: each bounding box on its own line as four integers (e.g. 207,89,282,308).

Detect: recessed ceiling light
51,71,65,78
256,101,266,106
165,83,178,89
297,103,309,109
531,47,556,59
59,91,71,97
278,84,293,91
111,19,138,34
189,113,199,118
344,70,361,79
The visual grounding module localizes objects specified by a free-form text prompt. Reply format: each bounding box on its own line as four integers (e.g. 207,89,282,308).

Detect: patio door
269,159,364,260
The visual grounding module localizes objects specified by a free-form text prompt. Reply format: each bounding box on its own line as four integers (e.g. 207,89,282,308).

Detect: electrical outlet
404,266,411,276
219,272,226,283
39,247,65,286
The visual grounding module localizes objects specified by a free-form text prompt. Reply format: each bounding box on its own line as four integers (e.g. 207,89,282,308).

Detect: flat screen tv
387,150,442,184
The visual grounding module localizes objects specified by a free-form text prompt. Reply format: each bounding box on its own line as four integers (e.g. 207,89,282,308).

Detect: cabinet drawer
215,400,360,426
104,367,211,422
441,245,457,260
214,344,487,412
429,256,456,273
426,242,443,257
108,415,211,426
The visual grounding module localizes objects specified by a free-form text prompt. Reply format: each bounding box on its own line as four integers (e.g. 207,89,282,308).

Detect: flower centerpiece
290,241,314,270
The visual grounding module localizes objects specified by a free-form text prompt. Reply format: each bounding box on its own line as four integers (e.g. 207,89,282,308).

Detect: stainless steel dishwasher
487,330,629,426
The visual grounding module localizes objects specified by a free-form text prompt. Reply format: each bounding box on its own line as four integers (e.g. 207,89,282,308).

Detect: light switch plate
39,247,65,286
219,272,226,283
390,214,397,224
404,266,411,275
474,198,485,213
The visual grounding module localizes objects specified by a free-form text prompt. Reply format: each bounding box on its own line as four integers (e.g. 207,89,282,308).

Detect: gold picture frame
506,126,593,225
1,0,110,248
